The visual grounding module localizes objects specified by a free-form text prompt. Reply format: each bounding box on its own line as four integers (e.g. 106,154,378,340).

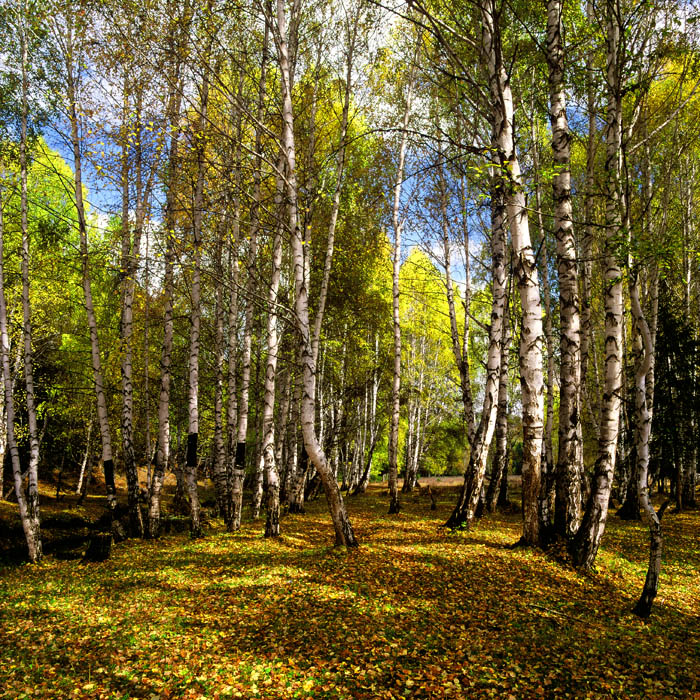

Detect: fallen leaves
0,485,698,699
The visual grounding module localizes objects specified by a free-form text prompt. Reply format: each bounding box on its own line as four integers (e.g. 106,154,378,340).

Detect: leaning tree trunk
439,147,476,444
482,0,544,545
65,26,117,513
0,178,41,562
486,293,511,513
18,26,42,552
276,0,357,547
629,273,661,617
571,0,624,570
547,0,582,540
444,169,507,530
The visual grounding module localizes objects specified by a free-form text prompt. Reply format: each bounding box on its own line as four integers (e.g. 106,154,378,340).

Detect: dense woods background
1,0,700,631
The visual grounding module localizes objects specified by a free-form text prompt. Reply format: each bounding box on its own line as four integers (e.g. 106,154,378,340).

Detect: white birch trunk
547,0,583,539
445,168,507,530
119,87,145,538
482,0,544,545
0,178,41,562
276,0,357,546
64,20,117,512
19,24,41,550
572,0,624,569
148,29,185,537
388,74,415,515
233,24,269,531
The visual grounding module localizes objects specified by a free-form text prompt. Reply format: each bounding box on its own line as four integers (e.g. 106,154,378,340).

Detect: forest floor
0,477,699,700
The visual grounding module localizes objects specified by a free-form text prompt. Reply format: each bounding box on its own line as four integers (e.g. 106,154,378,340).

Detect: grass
0,481,698,699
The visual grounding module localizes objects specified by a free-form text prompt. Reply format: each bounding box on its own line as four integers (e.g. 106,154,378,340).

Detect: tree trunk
388,68,416,515
148,20,185,537
482,0,544,545
262,160,284,535
118,86,145,538
571,0,624,570
212,217,229,524
233,24,269,531
630,274,661,617
444,167,507,530
275,0,357,547
19,24,42,550
547,0,583,539
65,19,117,514
530,120,554,537
486,295,511,513
0,178,41,562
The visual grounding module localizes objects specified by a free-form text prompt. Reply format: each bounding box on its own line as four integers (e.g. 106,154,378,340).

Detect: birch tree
274,0,357,547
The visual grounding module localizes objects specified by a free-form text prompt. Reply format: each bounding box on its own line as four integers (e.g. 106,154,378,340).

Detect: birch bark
19,21,42,550
232,23,269,531
572,0,624,569
547,0,582,539
63,17,117,513
276,0,357,546
481,0,544,544
0,178,41,561
388,70,415,515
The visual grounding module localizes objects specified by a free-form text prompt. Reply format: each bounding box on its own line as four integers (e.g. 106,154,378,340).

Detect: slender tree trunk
482,0,544,545
486,295,511,513
75,416,94,500
388,70,415,515
183,51,213,539
445,169,507,530
0,178,41,562
439,150,475,443
572,1,624,570
276,0,357,546
580,0,599,436
119,88,145,538
19,25,41,550
262,165,284,535
212,217,229,524
547,0,583,540
530,124,554,535
65,21,117,513
233,24,269,531
148,22,185,537
629,274,661,617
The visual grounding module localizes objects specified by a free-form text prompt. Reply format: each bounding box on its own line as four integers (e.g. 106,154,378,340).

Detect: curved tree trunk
275,0,357,547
